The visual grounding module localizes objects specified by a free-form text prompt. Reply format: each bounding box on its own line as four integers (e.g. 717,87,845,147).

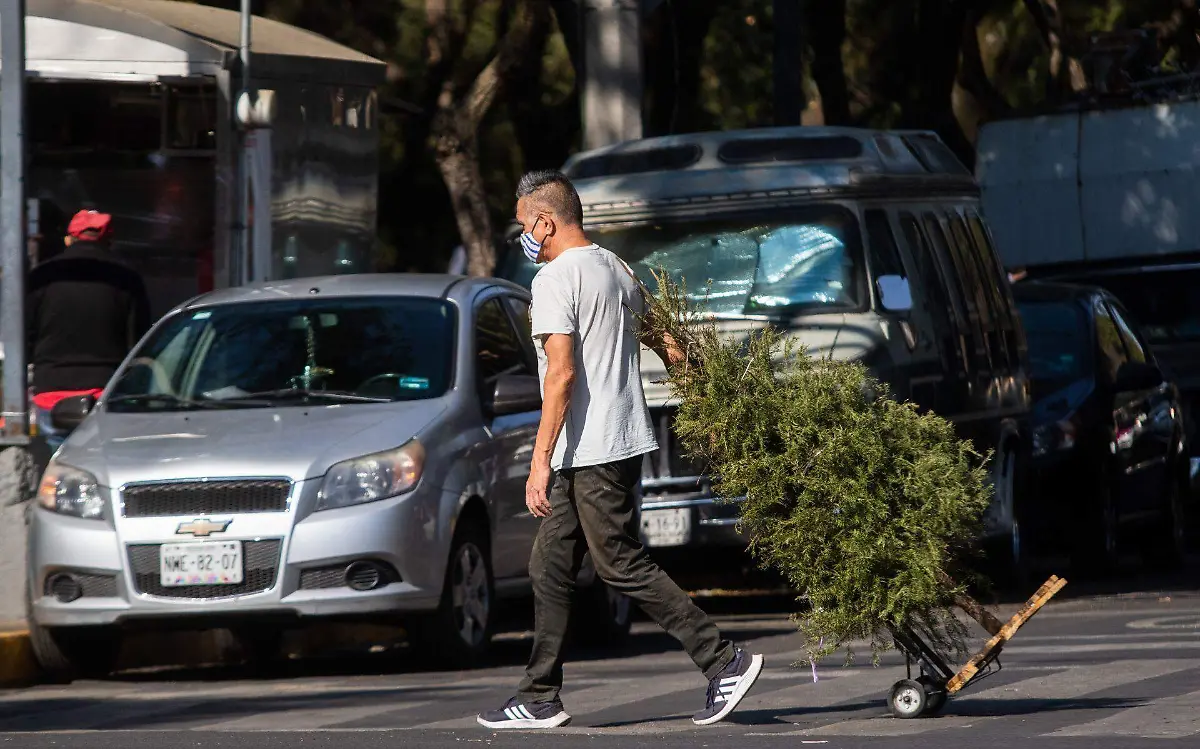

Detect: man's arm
526,332,574,518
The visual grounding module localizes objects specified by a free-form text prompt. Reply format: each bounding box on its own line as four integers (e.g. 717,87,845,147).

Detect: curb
0,631,37,688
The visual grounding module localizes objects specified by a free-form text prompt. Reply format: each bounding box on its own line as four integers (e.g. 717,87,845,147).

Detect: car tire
1142,471,1187,571
1073,479,1120,577
26,585,121,682
572,580,633,647
410,522,495,669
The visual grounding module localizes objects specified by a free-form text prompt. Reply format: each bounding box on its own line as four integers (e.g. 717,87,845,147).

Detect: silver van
27,274,628,678
499,127,1033,583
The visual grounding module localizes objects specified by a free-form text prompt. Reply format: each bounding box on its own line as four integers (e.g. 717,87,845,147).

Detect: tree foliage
640,270,995,664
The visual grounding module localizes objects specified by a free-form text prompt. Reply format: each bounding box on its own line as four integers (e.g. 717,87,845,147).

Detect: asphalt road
4,570,1200,749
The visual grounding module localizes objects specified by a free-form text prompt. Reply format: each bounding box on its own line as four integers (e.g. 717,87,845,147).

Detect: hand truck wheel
888,678,928,719
917,675,947,715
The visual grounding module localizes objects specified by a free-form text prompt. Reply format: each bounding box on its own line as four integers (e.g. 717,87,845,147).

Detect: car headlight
37,462,106,520
317,440,426,511
1032,418,1077,458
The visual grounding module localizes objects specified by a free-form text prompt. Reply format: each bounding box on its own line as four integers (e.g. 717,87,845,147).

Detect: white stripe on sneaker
517,705,535,720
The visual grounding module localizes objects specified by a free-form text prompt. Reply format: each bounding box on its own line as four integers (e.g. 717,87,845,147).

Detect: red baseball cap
67,209,112,240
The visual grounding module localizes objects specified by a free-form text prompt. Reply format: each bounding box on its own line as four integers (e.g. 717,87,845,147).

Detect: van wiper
233,388,392,404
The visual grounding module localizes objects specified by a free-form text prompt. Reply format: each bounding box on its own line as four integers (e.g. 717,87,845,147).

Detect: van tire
572,580,633,647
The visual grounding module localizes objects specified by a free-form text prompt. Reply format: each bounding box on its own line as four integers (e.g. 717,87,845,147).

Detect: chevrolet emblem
176,518,232,537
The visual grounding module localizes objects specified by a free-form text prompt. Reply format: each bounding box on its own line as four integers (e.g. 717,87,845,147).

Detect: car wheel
26,585,121,682
1074,480,1120,577
411,523,494,669
572,580,633,647
1142,473,1187,571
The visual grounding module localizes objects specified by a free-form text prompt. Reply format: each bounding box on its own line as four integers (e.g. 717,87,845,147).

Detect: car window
1016,299,1092,397
476,297,528,384
504,295,537,370
1094,297,1129,381
1108,301,1148,363
108,297,456,410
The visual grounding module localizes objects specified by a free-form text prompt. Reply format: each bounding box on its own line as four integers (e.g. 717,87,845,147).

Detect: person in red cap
26,209,151,448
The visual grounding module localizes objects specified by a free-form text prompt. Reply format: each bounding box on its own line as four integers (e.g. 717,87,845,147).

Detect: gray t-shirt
530,244,658,471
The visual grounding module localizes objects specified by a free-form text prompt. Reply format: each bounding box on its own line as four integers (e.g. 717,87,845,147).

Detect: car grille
122,480,292,518
641,408,707,489
127,539,282,599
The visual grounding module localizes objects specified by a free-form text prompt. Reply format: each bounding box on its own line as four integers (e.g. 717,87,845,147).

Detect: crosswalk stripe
196,702,430,731
785,658,1200,737
1049,687,1200,738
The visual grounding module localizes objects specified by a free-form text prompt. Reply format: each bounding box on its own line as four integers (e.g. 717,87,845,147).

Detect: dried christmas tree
641,269,1006,666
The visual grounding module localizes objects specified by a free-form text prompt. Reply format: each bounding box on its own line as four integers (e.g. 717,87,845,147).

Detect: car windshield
1064,269,1200,345
1016,299,1093,396
500,204,863,317
106,297,455,412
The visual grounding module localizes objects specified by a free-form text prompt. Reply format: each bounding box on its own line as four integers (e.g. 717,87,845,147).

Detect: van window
945,215,993,327
968,210,1025,369
591,204,864,316
864,210,906,278
899,214,962,370
923,214,988,370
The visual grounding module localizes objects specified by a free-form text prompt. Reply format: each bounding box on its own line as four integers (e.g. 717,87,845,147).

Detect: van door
864,208,940,410
896,211,969,418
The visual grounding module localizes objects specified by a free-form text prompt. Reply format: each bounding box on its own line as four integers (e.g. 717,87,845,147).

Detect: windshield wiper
231,388,392,404
105,394,238,409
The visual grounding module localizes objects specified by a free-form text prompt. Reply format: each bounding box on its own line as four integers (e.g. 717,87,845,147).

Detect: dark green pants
517,455,735,703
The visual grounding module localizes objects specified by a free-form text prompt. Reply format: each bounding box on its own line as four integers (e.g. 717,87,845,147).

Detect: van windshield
106,297,455,413
502,204,863,316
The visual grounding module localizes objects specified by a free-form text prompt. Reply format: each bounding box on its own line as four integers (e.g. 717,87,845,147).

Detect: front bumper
28,479,444,629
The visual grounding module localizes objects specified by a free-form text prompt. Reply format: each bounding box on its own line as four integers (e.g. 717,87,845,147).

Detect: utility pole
235,0,252,286
773,0,805,126
0,0,27,442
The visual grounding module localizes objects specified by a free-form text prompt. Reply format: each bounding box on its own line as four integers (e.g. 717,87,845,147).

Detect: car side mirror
876,275,913,312
1115,361,1163,392
50,394,96,433
489,374,542,416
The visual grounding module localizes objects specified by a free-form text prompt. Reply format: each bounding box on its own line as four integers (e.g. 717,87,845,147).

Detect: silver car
27,274,629,679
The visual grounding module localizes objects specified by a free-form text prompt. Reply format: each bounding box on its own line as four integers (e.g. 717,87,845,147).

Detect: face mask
520,219,544,263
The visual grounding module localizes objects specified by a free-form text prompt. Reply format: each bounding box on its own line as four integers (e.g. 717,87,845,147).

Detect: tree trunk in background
905,0,974,168
773,0,806,125
643,0,717,135
1021,0,1086,97
807,0,851,125
428,0,549,277
959,3,1012,121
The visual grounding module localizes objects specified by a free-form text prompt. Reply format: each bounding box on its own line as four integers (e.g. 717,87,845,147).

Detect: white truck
976,99,1200,481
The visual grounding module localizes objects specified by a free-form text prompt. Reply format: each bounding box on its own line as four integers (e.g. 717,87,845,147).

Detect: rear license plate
641,508,691,547
160,541,244,586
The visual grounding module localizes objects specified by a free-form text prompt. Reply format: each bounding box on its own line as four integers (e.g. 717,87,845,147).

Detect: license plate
641,508,691,547
160,541,244,586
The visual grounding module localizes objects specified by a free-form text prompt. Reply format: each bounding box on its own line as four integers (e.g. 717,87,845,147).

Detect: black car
1013,281,1188,574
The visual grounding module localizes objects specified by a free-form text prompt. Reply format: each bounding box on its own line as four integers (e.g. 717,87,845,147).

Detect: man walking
27,209,151,449
477,172,763,730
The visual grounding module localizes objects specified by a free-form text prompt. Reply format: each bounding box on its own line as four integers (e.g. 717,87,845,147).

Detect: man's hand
526,457,553,518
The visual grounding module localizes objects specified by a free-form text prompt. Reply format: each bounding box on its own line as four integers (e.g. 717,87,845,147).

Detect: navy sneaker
477,696,572,729
692,646,765,725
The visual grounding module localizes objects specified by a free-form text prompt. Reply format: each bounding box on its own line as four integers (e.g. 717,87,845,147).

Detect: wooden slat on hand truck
945,574,1068,694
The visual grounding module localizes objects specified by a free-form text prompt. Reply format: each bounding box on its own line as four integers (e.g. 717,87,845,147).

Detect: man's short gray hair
516,170,583,227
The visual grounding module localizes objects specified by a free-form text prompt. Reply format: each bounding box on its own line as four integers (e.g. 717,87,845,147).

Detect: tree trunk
428,0,549,277
936,571,1003,636
958,4,1012,120
644,1,718,135
1022,0,1086,97
807,0,852,125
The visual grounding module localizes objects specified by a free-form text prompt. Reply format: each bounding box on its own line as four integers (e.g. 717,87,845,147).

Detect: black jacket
27,243,152,394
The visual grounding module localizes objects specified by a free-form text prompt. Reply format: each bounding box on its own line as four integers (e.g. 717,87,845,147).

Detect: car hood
55,399,449,488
